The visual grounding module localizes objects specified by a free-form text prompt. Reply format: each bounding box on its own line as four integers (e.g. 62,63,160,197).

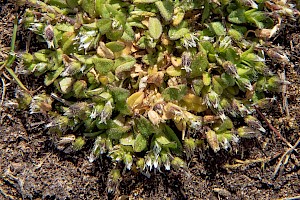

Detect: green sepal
44,66,64,86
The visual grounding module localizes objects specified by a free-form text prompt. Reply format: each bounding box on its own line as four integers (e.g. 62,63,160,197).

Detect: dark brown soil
1,1,299,199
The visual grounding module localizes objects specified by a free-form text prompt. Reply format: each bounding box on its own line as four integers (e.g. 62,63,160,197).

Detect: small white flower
90,108,98,119
219,36,231,49
153,142,161,157
202,36,214,42
153,158,159,169
181,65,192,73
139,76,148,91
204,90,219,109
232,134,239,143
165,160,170,170
219,112,227,121
221,138,231,150
182,33,199,49
100,101,113,124
76,30,97,51
146,156,152,171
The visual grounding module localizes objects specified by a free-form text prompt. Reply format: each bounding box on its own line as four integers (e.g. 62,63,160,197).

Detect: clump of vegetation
14,0,297,175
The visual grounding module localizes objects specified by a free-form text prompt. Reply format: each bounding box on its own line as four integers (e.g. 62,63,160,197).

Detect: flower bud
30,94,53,114
58,77,74,94
44,24,54,48
73,80,87,98
15,89,32,109
136,158,145,171
124,153,133,170
73,136,85,151
206,129,220,153
171,157,186,170
107,169,121,193
244,115,265,132
100,101,113,124
222,61,239,78
184,138,196,159
237,126,259,138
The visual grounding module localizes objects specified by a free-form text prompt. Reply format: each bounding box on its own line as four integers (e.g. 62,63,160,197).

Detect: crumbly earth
1,1,299,199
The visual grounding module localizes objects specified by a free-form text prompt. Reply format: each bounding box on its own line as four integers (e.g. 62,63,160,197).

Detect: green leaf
155,133,177,149
149,17,162,39
135,115,156,138
120,133,135,146
162,84,187,101
168,27,189,40
212,76,224,95
121,23,135,42
133,0,159,3
109,86,130,114
80,0,96,17
209,22,226,36
55,23,75,32
34,52,48,62
164,125,182,152
73,80,88,98
245,9,266,28
115,56,136,78
47,0,69,8
106,28,124,41
107,126,131,140
93,57,115,75
134,133,147,152
155,0,174,22
106,41,125,52
190,50,209,78
66,0,79,8
228,9,246,24
97,18,112,35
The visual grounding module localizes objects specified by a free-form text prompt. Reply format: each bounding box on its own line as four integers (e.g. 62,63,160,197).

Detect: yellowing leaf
180,93,207,113
126,91,144,109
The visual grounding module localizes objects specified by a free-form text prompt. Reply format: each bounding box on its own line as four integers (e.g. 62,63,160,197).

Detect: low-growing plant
14,0,298,176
